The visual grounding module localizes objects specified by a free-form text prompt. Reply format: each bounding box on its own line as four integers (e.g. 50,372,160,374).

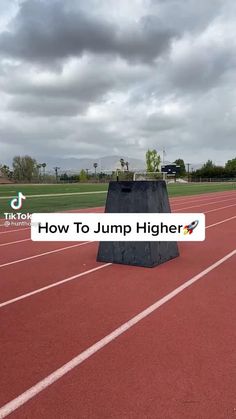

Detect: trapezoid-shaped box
97,180,179,268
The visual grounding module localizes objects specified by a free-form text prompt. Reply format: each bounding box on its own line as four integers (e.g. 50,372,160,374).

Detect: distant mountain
35,156,204,173
43,155,146,173
2,155,204,173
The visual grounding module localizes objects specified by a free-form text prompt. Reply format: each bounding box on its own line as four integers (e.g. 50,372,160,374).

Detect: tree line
145,150,236,179
0,154,235,183
0,156,46,183
191,159,236,179
0,156,112,183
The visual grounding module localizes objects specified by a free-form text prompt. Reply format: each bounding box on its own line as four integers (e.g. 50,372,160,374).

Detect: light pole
93,162,98,176
42,163,46,181
54,166,60,183
187,163,190,182
37,164,42,182
162,149,166,166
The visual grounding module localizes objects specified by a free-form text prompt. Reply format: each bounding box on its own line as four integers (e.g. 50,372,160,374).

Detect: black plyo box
97,180,179,267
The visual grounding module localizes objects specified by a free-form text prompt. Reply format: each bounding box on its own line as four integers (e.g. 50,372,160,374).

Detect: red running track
0,190,235,418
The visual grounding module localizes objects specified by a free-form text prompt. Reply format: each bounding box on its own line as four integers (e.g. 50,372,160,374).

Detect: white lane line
171,189,235,198
0,242,92,269
172,197,236,211
0,249,235,418
206,215,236,229
0,239,30,247
0,194,235,234
0,208,104,226
0,224,24,227
0,209,103,234
0,189,234,211
171,196,236,208
204,203,236,214
1,216,230,249
170,192,236,206
82,192,236,212
0,228,29,235
0,188,232,201
0,202,235,253
0,263,111,309
1,214,235,249
174,203,236,214
0,214,235,308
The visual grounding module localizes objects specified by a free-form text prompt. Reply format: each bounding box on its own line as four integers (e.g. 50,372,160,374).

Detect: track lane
0,191,235,246
171,195,236,210
0,197,235,252
0,191,235,417
15,254,235,419
0,190,235,236
0,203,235,302
0,241,98,302
0,204,235,304
0,218,235,410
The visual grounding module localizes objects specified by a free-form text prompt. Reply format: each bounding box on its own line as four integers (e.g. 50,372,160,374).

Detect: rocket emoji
183,220,199,235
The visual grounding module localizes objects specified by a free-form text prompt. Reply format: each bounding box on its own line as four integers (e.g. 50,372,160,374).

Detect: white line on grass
0,206,104,224
0,190,107,200
0,249,235,418
0,196,235,235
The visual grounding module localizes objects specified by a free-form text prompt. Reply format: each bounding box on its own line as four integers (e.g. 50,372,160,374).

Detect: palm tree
41,163,46,179
120,158,125,171
93,162,98,175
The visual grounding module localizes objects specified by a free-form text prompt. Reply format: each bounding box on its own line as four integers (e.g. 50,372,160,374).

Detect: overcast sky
0,0,235,167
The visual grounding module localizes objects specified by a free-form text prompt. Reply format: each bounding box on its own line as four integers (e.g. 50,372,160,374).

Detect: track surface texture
0,190,236,419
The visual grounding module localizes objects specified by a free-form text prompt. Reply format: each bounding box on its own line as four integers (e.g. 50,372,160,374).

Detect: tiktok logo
10,192,26,210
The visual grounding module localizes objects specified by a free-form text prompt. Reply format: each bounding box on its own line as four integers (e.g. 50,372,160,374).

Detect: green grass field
0,182,235,215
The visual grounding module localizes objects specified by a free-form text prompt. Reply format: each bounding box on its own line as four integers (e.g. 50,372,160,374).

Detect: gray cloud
167,34,236,92
8,96,84,116
0,0,176,65
149,0,224,32
1,57,153,116
0,0,235,167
